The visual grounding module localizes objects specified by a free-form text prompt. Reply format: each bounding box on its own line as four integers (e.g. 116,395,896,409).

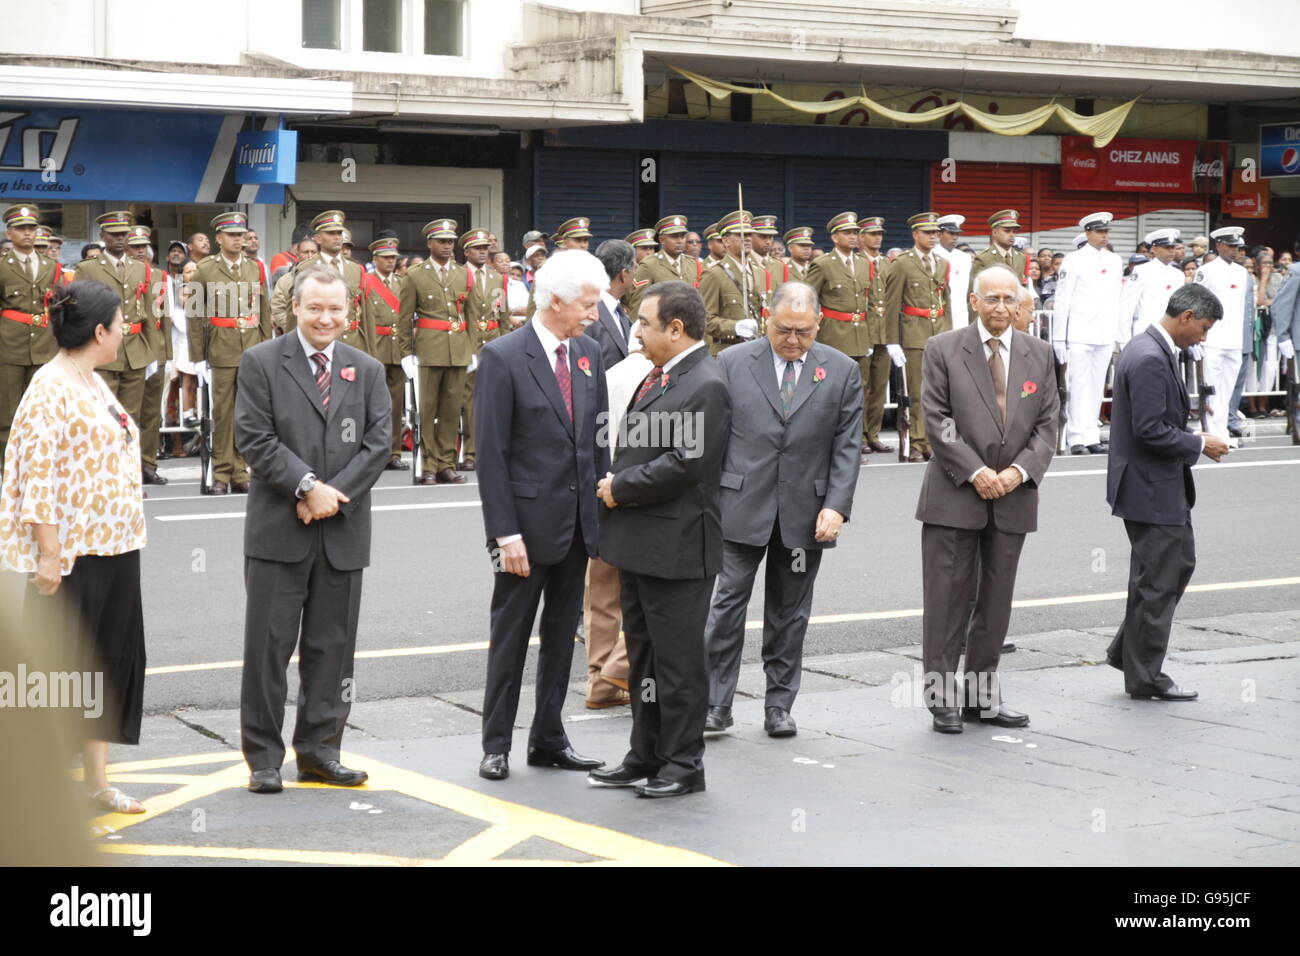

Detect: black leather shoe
764,706,797,737
588,763,651,788
142,466,169,485
526,746,603,770
248,768,282,793
931,708,964,733
479,753,509,780
867,439,894,454
383,458,409,471
1070,444,1087,455
704,705,733,733
1086,443,1108,455
635,772,705,798
297,760,368,786
1131,685,1198,701
962,704,1030,727
231,480,251,494
921,449,933,461
459,458,476,472
1002,643,1017,653
435,468,467,484
1227,425,1244,438
417,472,438,485
210,480,230,494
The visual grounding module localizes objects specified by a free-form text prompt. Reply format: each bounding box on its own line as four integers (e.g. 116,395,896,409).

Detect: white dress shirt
772,347,804,388
969,321,1029,485
662,339,706,375
599,290,627,345
296,327,337,378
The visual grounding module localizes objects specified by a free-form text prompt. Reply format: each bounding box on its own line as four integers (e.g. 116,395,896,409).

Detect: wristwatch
296,472,318,499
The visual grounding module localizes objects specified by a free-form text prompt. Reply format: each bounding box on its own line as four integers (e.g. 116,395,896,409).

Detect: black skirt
26,550,146,745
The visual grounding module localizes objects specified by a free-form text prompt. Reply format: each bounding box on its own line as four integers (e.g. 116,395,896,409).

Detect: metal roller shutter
659,154,785,235
534,147,639,244
789,157,928,251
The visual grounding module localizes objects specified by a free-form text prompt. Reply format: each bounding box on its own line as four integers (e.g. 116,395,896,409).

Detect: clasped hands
971,466,1023,500
296,482,351,524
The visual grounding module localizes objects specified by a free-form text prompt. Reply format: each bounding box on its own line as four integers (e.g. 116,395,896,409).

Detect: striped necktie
312,352,330,411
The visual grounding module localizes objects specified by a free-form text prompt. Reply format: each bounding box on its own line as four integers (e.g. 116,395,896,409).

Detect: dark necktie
636,365,664,403
988,338,1006,422
312,352,331,411
615,303,630,339
554,343,573,421
780,360,797,416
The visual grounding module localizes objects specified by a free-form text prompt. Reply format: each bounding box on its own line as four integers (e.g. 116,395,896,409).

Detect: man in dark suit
474,249,611,781
586,239,635,371
1106,283,1228,701
916,265,1059,733
591,281,732,798
704,281,862,738
235,265,392,793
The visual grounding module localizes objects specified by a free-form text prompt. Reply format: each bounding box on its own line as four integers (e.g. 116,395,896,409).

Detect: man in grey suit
916,265,1059,734
235,265,392,793
704,282,863,738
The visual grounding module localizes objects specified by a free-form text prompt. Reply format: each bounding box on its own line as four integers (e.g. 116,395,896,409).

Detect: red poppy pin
118,411,129,430
340,366,356,382
813,366,827,383
1020,380,1037,398
660,372,671,390
577,355,592,377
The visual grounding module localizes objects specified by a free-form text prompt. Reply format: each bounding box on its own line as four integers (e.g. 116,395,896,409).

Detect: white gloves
1280,339,1296,361
885,343,906,368
1188,344,1204,361
400,355,419,379
145,361,159,379
194,361,209,386
467,353,478,375
735,319,758,340
1053,343,1068,365
864,347,873,358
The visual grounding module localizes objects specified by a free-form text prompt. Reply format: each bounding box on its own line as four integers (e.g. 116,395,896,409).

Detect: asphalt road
117,435,1300,714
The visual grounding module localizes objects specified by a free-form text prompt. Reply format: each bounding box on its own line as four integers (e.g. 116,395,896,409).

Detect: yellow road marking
145,575,1300,677
98,844,438,866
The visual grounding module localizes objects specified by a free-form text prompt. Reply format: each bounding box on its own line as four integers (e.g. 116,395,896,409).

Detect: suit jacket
474,321,609,566
716,339,862,550
586,299,631,370
915,322,1059,533
398,258,474,367
1272,270,1300,349
1106,324,1202,526
599,345,732,580
235,334,392,571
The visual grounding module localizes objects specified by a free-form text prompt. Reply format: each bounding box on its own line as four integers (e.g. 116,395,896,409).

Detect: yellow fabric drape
672,67,1137,147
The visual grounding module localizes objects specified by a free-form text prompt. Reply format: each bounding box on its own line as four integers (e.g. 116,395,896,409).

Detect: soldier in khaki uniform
75,211,152,434
704,222,725,269
782,227,815,282
627,214,703,322
457,227,506,472
553,217,592,251
751,215,783,302
0,204,61,467
968,209,1031,290
858,216,895,453
125,226,172,484
361,235,410,471
398,218,472,484
883,212,951,462
807,212,878,457
699,209,765,356
624,229,656,265
284,211,370,354
187,210,272,493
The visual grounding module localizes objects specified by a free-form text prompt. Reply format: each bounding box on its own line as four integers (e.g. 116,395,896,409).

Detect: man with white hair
473,249,611,782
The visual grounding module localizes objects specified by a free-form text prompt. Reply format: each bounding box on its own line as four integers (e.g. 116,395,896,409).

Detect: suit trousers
481,530,587,754
1107,518,1196,694
460,367,478,462
905,347,930,452
209,364,248,483
384,364,405,460
97,367,147,436
620,570,714,783
1064,343,1112,447
240,525,364,772
139,366,164,470
583,556,629,701
921,520,1025,711
862,347,892,442
0,361,39,464
418,364,467,472
705,521,823,711
1202,346,1243,441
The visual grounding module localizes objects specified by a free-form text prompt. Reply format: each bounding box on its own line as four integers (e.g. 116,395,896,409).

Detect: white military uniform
1120,257,1184,343
1052,240,1125,447
1196,253,1249,441
934,243,972,329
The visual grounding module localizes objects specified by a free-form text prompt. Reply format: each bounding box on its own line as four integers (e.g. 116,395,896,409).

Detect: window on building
363,0,403,53
303,0,342,49
424,0,464,56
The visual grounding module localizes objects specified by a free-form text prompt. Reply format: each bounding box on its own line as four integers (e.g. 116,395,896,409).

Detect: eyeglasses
978,295,1019,308
772,325,816,339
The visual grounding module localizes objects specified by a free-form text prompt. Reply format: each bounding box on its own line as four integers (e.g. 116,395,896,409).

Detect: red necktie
554,343,572,421
636,365,664,403
312,352,330,411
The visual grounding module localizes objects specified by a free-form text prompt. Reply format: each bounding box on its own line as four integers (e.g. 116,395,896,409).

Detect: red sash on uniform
695,258,704,289
363,270,401,313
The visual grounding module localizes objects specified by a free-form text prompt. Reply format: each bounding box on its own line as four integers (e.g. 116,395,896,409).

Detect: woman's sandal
90,787,146,814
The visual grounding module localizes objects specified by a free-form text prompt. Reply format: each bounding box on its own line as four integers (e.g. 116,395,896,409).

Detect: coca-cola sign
1060,136,1228,194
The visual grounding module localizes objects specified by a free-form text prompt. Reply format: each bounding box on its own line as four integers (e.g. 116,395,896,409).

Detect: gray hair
1017,285,1035,307
972,264,1020,295
594,239,635,280
533,249,609,310
771,280,818,316
293,263,347,301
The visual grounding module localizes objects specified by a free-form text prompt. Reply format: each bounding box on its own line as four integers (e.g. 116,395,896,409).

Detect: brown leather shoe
602,676,630,692
907,449,925,463
210,480,230,494
459,458,476,472
435,468,466,484
867,439,893,454
231,480,251,494
141,466,169,485
417,472,438,485
586,690,630,710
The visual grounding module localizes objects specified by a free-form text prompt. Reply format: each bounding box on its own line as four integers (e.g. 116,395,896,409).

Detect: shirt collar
1152,322,1179,360
531,316,566,359
600,290,622,315
662,339,706,374
296,327,337,365
976,318,1014,352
